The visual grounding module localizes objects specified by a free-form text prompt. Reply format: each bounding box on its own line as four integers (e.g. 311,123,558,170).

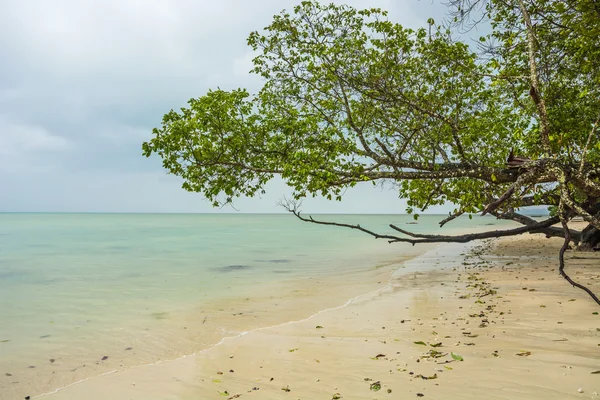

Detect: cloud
0,0,450,213
0,115,72,172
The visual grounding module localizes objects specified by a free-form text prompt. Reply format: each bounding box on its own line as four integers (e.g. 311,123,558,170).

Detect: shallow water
0,213,512,398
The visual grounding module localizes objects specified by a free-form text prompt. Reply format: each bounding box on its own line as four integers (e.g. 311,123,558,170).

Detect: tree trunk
577,223,600,251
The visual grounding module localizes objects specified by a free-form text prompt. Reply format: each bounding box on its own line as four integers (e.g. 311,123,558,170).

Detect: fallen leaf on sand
516,351,531,357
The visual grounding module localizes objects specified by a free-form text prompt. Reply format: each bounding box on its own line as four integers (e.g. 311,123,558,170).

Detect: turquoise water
0,213,511,397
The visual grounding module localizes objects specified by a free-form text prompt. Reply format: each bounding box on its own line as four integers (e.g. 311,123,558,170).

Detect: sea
0,213,513,398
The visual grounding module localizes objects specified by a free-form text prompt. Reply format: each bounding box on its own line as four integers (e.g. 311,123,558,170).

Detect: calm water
0,213,510,396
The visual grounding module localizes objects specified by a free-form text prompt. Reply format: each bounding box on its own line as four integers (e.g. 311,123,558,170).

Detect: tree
142,0,600,304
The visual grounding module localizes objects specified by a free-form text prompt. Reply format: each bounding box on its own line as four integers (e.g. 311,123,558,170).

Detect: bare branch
439,210,465,227
492,210,581,242
558,207,600,305
388,216,560,243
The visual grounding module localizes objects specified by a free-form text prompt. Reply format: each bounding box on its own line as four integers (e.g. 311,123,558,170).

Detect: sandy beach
27,232,599,400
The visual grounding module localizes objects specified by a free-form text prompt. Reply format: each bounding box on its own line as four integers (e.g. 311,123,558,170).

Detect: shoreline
2,241,435,400
37,234,600,400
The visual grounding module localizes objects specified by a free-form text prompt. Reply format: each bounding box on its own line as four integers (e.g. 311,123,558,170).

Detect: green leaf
369,381,381,392
413,341,427,346
451,352,464,361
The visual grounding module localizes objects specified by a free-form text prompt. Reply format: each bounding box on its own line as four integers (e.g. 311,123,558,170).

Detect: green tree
143,0,600,304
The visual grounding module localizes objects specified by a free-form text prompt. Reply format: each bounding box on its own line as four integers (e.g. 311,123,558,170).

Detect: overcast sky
0,0,456,213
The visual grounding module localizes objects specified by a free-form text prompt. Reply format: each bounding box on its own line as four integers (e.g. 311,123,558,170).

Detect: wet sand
2,245,432,400
33,233,600,400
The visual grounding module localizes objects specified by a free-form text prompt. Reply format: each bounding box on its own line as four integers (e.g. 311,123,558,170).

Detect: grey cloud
0,0,449,213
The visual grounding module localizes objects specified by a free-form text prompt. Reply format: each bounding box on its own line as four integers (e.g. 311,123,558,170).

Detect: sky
0,0,457,213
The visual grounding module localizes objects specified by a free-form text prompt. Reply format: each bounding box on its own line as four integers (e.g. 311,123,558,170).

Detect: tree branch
579,112,600,175
388,216,560,243
439,210,465,227
558,207,600,305
517,0,552,155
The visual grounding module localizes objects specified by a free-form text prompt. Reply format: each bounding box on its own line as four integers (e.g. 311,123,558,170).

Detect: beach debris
125,347,133,350
416,373,438,380
416,393,425,397
443,366,453,370
40,335,51,339
413,341,427,346
578,388,584,393
593,312,598,315
387,389,392,393
451,353,464,361
27,366,35,369
270,377,274,381
281,385,291,392
49,359,55,363
218,390,229,396
229,370,234,373
369,381,381,391
217,371,224,375
492,351,499,357
5,373,12,376
101,356,108,361
421,350,446,359
212,379,222,383
371,353,386,360
332,393,342,399
591,370,600,374
316,326,324,329
515,351,531,357
288,348,298,353
429,342,442,348
227,395,241,399
25,397,30,400
1,340,10,343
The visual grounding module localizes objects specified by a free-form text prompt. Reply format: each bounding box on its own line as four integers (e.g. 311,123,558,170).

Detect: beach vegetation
144,0,600,304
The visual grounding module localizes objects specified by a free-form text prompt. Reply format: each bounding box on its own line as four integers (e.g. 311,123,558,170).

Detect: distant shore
35,231,600,400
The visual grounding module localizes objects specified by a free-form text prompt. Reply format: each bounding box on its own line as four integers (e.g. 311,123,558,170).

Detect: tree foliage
143,1,600,303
